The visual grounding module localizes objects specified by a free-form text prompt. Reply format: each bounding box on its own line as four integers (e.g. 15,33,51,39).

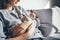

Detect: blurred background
17,0,50,10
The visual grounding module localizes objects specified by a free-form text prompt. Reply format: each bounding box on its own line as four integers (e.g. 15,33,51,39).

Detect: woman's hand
11,20,33,36
8,20,37,40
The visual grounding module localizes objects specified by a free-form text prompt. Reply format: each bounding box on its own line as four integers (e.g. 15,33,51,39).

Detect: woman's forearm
8,34,29,40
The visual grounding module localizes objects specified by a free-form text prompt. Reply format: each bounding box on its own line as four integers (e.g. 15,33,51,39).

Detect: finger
13,28,22,36
16,22,32,36
12,24,21,34
20,20,33,30
12,24,20,32
16,30,25,36
11,24,23,36
26,20,36,34
13,26,24,36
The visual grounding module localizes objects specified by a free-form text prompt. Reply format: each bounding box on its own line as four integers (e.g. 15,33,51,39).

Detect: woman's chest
2,10,22,28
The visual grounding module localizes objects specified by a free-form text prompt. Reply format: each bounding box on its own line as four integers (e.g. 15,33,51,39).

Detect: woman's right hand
11,20,33,36
8,20,36,40
18,20,37,40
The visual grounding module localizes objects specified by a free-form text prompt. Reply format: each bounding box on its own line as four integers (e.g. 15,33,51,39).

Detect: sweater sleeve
0,16,7,40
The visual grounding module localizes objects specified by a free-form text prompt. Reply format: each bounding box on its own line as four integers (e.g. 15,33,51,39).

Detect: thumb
26,20,36,35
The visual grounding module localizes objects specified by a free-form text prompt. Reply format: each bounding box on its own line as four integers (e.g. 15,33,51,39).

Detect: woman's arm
8,20,37,40
8,33,29,40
